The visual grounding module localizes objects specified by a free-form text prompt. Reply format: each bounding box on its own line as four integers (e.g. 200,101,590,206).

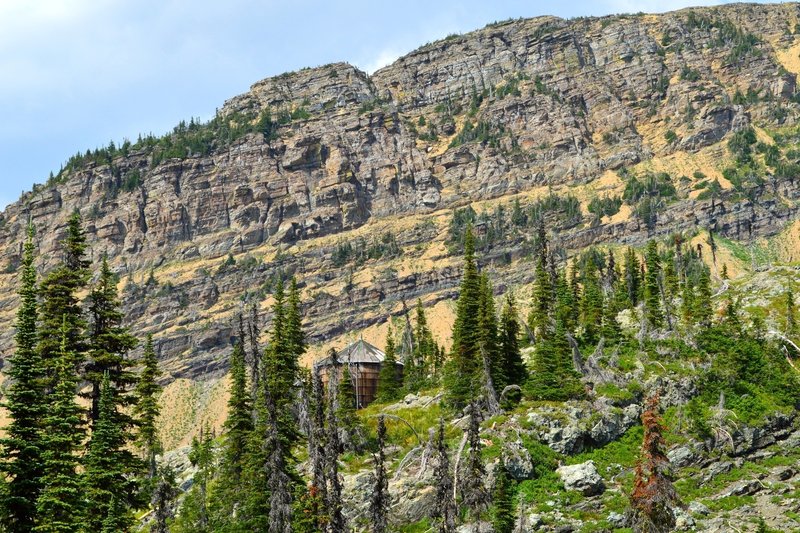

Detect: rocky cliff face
1,3,800,445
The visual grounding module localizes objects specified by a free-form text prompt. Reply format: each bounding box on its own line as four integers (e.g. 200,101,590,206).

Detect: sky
0,0,780,209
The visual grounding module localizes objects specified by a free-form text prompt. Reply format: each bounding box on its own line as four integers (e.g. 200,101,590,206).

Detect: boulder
688,501,710,516
674,507,696,530
717,479,762,498
667,445,697,468
607,511,627,528
556,461,605,496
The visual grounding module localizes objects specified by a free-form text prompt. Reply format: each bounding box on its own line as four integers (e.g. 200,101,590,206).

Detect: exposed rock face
0,3,799,407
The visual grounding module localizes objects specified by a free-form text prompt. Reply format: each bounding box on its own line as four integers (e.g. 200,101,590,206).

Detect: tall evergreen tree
376,324,402,402
526,318,583,401
580,258,603,344
432,418,457,533
528,232,553,342
568,259,582,329
34,321,85,533
787,288,796,335
306,370,328,531
149,466,179,533
407,299,436,390
605,250,619,291
461,401,489,523
444,226,483,408
680,276,696,328
244,278,307,530
266,390,293,533
242,388,270,530
0,225,46,533
663,257,679,302
477,273,502,390
133,334,162,478
555,268,577,333
369,416,390,533
601,290,621,344
623,247,641,308
263,279,303,475
490,463,515,533
86,255,138,424
337,365,364,451
286,277,307,364
173,425,214,533
38,211,90,384
694,266,713,328
325,369,346,533
216,335,253,523
247,302,262,402
644,241,663,329
84,372,139,532
498,293,527,390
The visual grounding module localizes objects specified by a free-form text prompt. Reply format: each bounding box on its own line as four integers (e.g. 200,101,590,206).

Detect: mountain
2,2,800,450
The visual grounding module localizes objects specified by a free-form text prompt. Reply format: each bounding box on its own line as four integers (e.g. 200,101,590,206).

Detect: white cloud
358,48,404,75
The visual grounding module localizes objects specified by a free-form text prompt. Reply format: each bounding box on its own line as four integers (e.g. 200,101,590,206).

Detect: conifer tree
643,241,663,329
605,250,619,291
722,296,742,335
407,299,436,389
528,233,553,342
286,277,307,364
555,268,577,333
680,276,696,329
247,302,262,401
490,463,515,533
337,365,364,451
526,277,583,401
0,225,46,533
663,257,679,302
307,370,328,531
580,258,603,344
444,225,482,408
694,266,713,327
461,401,489,523
601,290,621,343
38,211,90,384
498,293,527,390
629,395,680,533
84,372,140,531
477,273,502,390
432,418,457,533
568,259,582,329
134,335,162,478
264,279,304,467
623,247,641,308
242,389,270,530
35,321,85,533
376,324,402,402
245,278,307,529
325,369,346,533
173,425,214,533
86,255,139,424
266,390,293,533
216,336,253,522
370,416,390,533
787,288,796,335
150,466,179,533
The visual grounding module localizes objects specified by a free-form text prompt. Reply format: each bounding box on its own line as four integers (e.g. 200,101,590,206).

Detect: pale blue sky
0,0,778,209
